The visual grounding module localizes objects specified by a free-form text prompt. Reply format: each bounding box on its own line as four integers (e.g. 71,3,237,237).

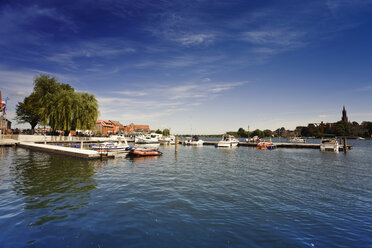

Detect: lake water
1,140,371,247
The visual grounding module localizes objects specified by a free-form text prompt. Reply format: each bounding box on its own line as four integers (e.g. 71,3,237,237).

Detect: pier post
343,137,347,154
81,140,83,150
175,136,178,153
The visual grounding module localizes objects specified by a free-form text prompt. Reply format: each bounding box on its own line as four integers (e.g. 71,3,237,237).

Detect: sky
1,0,372,134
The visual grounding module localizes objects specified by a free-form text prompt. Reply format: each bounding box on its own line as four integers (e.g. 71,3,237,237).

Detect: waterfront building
0,116,11,134
124,123,150,134
95,120,115,135
108,120,125,134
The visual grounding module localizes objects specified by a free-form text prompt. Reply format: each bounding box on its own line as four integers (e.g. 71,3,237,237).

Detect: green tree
334,121,350,137
263,129,272,137
155,129,162,134
16,74,99,134
15,93,40,134
362,121,372,136
162,128,170,136
237,128,248,138
252,129,264,138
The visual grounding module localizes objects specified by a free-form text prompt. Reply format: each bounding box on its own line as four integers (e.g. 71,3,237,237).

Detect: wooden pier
200,141,320,149
0,139,18,146
17,142,127,159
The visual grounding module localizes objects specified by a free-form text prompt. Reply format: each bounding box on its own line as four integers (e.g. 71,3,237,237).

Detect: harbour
0,136,355,160
1,1,372,246
1,139,371,247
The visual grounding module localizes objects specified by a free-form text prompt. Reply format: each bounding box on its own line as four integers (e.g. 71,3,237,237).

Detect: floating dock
194,141,320,148
239,142,320,149
17,142,127,159
0,139,18,146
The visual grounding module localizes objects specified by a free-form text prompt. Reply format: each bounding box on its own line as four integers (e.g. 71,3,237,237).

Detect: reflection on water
128,155,160,163
10,149,97,226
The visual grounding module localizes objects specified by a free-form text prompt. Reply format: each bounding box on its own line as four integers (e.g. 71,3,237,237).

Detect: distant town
1,82,372,139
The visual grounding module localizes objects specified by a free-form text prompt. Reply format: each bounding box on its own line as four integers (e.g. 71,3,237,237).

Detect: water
1,140,371,247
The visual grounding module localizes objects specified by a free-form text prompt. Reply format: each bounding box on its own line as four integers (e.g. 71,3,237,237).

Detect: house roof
109,120,123,126
134,125,150,130
96,120,114,127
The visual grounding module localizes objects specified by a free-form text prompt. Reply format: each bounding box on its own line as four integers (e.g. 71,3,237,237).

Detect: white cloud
242,29,306,47
47,40,136,70
176,34,214,46
96,80,248,124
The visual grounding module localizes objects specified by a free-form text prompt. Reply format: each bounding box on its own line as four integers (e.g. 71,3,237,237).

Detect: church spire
342,106,348,123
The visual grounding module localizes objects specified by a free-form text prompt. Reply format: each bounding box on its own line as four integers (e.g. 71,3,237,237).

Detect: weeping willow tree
16,74,99,134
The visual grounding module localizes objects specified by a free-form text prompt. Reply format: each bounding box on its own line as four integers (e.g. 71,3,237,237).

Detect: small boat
91,142,130,151
256,141,277,150
288,137,306,143
159,135,176,145
183,135,203,146
135,133,161,144
91,136,130,151
127,147,162,157
216,135,239,147
320,138,339,153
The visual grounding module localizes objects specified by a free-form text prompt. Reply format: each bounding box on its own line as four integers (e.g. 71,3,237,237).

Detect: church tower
342,106,348,123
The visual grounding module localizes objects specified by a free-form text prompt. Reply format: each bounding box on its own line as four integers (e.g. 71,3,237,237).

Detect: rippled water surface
1,140,371,247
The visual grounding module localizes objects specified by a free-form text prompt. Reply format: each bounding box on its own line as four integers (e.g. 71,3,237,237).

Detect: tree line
227,128,273,138
16,75,99,134
297,121,372,138
227,120,372,139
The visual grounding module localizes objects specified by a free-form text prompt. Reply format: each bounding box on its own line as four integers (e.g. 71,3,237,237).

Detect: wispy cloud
242,29,306,47
176,34,214,46
353,85,372,92
47,40,136,70
0,4,78,45
96,80,247,123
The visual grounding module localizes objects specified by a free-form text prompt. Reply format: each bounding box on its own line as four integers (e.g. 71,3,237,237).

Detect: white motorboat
91,141,129,151
320,138,339,153
159,135,176,145
288,137,306,143
183,135,203,146
216,135,239,147
135,133,161,144
91,135,130,151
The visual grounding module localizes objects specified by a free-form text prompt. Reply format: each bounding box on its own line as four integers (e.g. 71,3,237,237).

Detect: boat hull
127,148,163,157
216,141,239,147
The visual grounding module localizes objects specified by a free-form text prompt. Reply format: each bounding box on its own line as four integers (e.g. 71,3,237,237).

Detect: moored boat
91,142,130,151
127,147,162,157
216,135,239,147
135,133,161,144
288,137,306,143
320,138,339,153
159,135,176,145
256,141,277,150
183,135,203,146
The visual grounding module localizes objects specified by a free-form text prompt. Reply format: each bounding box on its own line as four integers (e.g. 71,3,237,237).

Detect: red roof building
124,123,150,134
96,120,115,135
108,120,125,134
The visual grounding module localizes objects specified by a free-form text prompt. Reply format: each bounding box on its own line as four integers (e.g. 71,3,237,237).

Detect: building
108,120,125,134
124,123,150,134
96,120,115,135
0,116,11,134
342,106,348,123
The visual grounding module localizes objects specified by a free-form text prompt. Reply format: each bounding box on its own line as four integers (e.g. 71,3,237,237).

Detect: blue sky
1,0,372,134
